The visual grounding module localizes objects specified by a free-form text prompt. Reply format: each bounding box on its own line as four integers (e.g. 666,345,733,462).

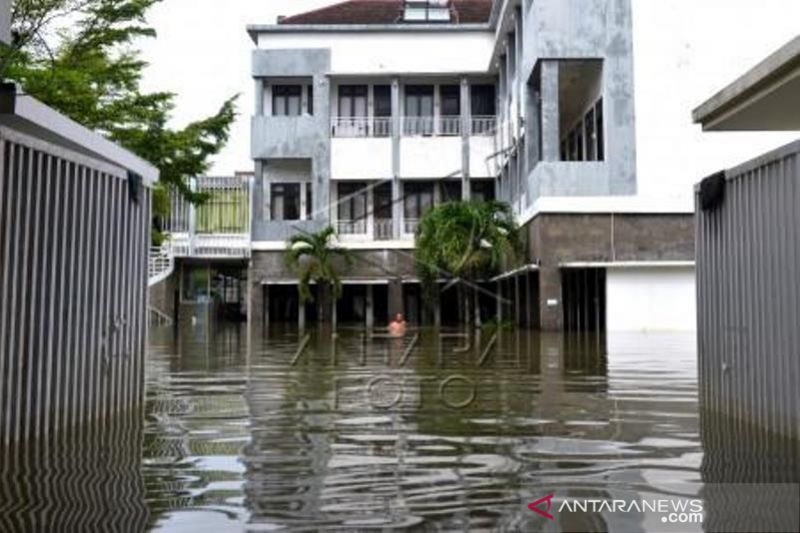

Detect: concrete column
540,61,560,162
391,78,402,239
388,279,404,318
248,274,265,330
460,77,471,200
298,298,306,331
255,79,264,116
365,284,374,330
538,266,563,331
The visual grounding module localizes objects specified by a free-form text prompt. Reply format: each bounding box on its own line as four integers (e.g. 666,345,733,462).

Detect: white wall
606,266,696,332
331,138,392,180
257,31,495,75
400,137,462,178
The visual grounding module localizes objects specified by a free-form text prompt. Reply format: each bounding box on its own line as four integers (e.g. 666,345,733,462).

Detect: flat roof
692,36,800,131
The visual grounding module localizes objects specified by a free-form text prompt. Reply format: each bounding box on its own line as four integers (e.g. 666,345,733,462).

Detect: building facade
246,0,694,331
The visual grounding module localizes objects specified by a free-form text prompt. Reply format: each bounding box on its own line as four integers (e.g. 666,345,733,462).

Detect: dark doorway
561,268,606,332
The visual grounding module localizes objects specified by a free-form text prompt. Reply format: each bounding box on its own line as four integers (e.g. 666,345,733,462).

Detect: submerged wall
696,138,800,440
0,101,154,444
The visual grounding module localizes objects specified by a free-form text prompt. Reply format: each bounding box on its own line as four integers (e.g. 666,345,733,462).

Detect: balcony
331,117,392,138
337,219,396,241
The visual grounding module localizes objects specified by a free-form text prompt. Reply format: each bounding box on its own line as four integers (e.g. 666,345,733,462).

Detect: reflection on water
1,323,797,532
143,323,705,532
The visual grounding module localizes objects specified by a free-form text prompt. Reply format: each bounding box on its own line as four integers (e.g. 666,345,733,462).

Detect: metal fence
695,138,800,440
0,124,152,445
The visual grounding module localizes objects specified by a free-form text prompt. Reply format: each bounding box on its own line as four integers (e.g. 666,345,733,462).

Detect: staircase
148,245,174,287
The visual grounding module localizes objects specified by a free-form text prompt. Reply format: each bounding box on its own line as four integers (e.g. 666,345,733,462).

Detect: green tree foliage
285,226,352,323
1,0,237,208
416,200,522,325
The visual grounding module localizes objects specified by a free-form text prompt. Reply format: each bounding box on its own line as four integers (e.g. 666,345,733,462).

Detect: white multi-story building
246,0,696,331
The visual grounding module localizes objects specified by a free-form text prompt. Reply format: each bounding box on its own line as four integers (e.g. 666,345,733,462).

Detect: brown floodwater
1,320,798,532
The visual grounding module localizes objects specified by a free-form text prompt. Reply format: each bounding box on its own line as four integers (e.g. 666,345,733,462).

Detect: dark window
440,85,461,136
307,84,313,115
374,85,392,117
471,180,495,202
374,85,392,137
306,183,313,219
440,180,462,202
337,182,368,222
596,99,604,161
471,85,496,116
585,107,596,161
375,182,393,219
273,85,302,116
403,182,434,220
271,183,301,220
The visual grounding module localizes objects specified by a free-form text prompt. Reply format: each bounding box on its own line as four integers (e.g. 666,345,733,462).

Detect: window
306,183,313,219
307,84,313,115
271,183,301,221
403,182,434,221
471,84,496,135
558,60,604,162
338,182,368,234
374,85,392,137
272,85,302,116
440,180,462,202
595,99,604,161
404,1,450,22
375,183,393,219
336,85,368,136
471,180,495,202
440,85,461,135
561,98,604,162
404,85,434,135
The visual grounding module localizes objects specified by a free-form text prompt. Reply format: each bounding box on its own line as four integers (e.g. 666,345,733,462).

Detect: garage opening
562,268,606,332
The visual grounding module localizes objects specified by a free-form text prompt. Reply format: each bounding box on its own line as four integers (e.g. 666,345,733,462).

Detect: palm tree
416,200,521,327
285,226,351,325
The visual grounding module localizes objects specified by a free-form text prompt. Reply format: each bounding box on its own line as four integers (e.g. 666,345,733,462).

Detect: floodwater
143,322,706,532
2,321,798,532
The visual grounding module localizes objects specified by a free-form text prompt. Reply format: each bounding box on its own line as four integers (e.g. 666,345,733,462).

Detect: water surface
143,323,705,531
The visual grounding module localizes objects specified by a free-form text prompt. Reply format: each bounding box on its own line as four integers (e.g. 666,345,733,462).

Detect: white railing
337,219,368,235
402,116,436,136
403,218,420,235
169,233,251,259
374,219,393,240
471,116,497,136
331,117,392,138
438,116,462,136
148,245,174,287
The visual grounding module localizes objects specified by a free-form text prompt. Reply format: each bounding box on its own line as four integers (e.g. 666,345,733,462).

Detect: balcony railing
404,218,420,235
331,116,498,138
337,219,368,235
471,115,497,136
374,219,393,240
331,117,392,138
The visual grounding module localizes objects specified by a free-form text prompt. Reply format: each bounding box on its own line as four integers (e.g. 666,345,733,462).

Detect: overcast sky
139,0,800,205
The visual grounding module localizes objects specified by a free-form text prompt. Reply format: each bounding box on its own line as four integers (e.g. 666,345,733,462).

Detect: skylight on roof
404,1,451,22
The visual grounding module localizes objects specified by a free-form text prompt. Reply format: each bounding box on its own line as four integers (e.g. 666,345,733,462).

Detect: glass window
337,85,368,137
337,182,367,222
272,85,302,116
470,85,496,116
596,99,604,161
440,180,462,202
405,85,434,135
440,85,461,136
306,183,313,219
585,107,596,161
471,180,495,202
403,182,434,220
307,84,313,115
374,85,392,138
271,183,301,221
374,182,393,220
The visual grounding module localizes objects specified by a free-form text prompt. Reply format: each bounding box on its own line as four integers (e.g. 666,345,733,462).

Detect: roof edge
247,22,492,42
692,35,800,126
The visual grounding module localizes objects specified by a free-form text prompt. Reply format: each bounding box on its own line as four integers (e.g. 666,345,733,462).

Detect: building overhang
692,36,800,131
247,22,492,43
0,83,159,185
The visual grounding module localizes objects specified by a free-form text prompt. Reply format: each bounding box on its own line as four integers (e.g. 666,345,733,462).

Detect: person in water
388,313,407,338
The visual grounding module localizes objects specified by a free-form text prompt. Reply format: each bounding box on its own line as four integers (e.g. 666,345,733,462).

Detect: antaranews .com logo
529,494,704,525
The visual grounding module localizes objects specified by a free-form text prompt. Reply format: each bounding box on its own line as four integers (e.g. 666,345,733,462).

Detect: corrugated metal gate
0,125,151,445
696,139,800,440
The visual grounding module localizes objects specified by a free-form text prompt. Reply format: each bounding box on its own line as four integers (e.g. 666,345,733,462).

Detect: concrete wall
148,268,179,322
696,138,800,440
526,212,695,330
606,266,696,332
516,0,637,202
255,30,495,75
